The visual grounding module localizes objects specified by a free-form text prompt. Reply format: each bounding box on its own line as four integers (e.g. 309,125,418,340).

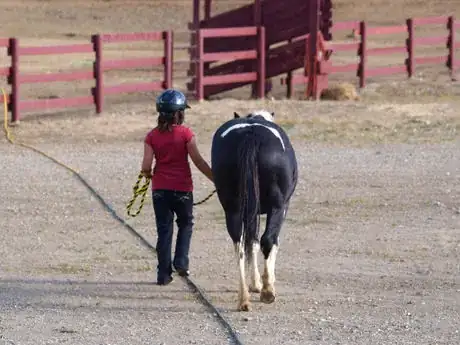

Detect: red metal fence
323,16,459,89
11,38,96,115
283,15,460,97
0,15,459,122
1,31,172,122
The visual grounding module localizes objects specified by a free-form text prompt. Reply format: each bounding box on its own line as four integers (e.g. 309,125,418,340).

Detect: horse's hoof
260,289,276,304
238,301,252,311
249,284,262,293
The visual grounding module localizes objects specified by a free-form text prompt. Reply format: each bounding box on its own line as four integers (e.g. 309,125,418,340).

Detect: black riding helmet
156,89,191,113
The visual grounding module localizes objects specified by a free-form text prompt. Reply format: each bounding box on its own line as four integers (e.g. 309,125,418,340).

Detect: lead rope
126,172,216,218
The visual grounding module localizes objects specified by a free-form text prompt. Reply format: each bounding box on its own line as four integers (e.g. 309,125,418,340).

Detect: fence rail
18,44,94,55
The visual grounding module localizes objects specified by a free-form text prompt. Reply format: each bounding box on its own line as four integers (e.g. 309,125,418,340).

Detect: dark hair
157,110,185,132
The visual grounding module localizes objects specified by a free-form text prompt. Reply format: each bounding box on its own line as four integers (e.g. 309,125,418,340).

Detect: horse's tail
237,133,260,263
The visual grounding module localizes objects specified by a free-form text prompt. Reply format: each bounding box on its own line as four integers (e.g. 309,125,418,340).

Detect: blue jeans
152,189,194,283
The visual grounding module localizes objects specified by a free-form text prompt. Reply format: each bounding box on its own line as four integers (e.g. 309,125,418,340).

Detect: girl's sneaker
157,276,173,285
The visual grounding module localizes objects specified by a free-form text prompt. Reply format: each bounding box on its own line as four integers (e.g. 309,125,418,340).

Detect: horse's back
212,118,294,160
211,117,297,206
217,117,296,173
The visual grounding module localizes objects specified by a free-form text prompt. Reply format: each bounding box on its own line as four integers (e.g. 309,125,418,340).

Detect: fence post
406,18,414,78
304,34,311,98
448,16,455,80
285,38,294,99
257,26,266,99
8,38,19,123
204,0,211,19
164,31,173,89
196,29,204,101
92,34,103,114
359,21,367,88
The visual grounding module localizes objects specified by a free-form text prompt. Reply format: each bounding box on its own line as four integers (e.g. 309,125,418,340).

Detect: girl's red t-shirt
144,125,194,192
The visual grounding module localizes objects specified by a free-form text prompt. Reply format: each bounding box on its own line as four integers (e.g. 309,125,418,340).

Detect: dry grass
4,98,459,148
333,0,459,23
0,0,459,109
320,82,360,101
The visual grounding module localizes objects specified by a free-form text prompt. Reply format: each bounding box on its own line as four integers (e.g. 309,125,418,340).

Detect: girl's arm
141,143,154,178
186,137,213,182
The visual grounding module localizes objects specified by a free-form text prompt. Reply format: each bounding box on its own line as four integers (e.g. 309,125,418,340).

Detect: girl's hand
141,170,152,179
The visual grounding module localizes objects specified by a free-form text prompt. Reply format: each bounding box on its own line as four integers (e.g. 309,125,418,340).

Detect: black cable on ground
72,173,245,345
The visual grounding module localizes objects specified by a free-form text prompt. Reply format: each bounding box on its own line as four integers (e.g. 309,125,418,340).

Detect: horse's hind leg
259,207,285,304
225,211,251,311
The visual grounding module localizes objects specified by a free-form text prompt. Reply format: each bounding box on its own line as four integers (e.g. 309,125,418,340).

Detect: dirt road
1,98,459,345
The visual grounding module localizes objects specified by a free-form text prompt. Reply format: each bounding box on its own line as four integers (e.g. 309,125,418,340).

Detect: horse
211,110,298,311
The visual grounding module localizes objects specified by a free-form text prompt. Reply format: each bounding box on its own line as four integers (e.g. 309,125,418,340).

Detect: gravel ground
1,99,459,345
0,145,232,345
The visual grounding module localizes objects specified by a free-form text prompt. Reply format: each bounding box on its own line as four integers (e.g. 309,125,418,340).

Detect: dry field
1,1,460,345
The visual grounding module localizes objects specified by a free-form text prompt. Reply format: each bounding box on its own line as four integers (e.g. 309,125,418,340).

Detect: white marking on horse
221,123,285,151
249,242,262,293
265,244,278,287
235,233,251,311
252,110,274,122
260,244,278,303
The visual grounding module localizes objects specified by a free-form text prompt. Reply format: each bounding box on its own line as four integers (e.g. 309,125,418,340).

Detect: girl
141,89,213,285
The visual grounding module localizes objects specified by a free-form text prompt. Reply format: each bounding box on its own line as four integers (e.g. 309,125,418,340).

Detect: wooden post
8,38,19,123
92,34,103,114
359,21,367,88
257,26,266,99
189,0,200,96
406,18,414,78
304,34,310,97
204,0,211,20
448,16,455,80
254,0,262,25
321,0,333,40
164,30,173,89
307,0,320,99
251,0,263,99
193,0,200,28
196,29,204,101
286,38,293,99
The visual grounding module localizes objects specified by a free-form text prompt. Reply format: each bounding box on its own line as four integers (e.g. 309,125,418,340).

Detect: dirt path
1,99,459,345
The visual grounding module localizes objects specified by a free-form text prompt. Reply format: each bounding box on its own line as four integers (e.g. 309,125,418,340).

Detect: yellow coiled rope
126,172,217,218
